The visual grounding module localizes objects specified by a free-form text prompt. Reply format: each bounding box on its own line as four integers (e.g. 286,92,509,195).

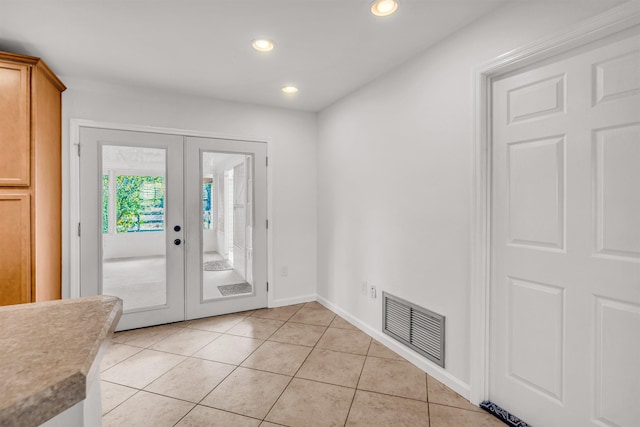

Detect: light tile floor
101,302,504,427
103,253,249,310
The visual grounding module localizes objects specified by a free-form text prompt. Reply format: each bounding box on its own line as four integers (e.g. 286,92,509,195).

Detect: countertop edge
0,297,123,427
81,298,123,377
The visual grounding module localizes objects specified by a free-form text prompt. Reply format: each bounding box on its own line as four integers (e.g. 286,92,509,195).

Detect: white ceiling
0,0,511,111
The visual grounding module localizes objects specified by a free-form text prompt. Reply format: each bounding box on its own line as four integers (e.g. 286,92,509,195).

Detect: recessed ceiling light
282,85,298,94
370,0,398,17
252,39,274,52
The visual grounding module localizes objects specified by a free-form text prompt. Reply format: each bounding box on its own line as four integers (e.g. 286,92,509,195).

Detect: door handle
174,239,182,246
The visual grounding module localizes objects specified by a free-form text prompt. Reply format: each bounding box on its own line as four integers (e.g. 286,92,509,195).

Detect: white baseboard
270,294,316,308
315,294,472,401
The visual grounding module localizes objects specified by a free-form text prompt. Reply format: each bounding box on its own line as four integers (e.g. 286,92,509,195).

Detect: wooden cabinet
0,52,65,306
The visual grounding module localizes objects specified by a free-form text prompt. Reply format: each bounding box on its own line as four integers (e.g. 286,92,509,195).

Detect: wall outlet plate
361,281,368,296
370,284,377,299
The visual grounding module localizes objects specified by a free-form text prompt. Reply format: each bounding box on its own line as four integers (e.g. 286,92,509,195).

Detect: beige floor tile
260,423,283,427
329,316,359,330
111,324,181,348
201,367,291,419
268,322,326,347
316,327,371,355
238,309,257,316
145,358,234,402
303,301,325,309
101,343,143,372
266,378,355,427
241,341,312,375
296,348,365,388
251,304,303,321
289,306,336,326
101,349,186,389
427,375,482,412
429,403,504,427
345,390,429,427
227,317,285,339
186,314,246,333
176,405,261,427
193,334,263,365
149,328,220,356
358,357,427,401
170,320,191,328
367,340,405,361
101,381,137,415
102,390,194,427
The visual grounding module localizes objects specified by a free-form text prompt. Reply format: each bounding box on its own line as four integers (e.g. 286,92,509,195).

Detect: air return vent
382,292,445,368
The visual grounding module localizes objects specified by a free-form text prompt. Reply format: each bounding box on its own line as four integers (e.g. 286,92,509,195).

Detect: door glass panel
101,145,167,311
202,151,253,300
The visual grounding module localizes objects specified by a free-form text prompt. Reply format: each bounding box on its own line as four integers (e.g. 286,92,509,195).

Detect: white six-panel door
490,30,640,426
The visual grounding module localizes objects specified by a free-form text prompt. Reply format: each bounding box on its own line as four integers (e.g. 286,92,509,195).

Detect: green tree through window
102,175,109,233
116,176,164,232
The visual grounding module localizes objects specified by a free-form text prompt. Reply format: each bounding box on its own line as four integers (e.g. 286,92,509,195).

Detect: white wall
203,230,217,253
61,82,318,305
317,0,622,389
103,232,165,260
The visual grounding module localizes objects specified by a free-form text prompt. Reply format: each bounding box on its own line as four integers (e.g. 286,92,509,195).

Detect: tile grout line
190,356,241,407
100,344,144,373
102,330,230,420
101,308,280,424
426,371,431,426
254,305,316,424
152,311,297,426
429,402,487,414
171,404,197,427
260,306,334,424
100,388,141,418
343,335,374,426
192,304,307,424
103,302,466,425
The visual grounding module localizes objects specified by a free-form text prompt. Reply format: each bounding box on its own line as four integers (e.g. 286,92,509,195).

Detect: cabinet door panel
0,192,31,305
0,63,30,186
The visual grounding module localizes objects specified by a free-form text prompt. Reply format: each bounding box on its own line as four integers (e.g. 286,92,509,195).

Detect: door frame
470,1,640,405
69,119,274,309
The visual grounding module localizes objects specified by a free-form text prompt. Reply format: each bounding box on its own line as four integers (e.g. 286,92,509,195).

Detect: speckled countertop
0,296,122,427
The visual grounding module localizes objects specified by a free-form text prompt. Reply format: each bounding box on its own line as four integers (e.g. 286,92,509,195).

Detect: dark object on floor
480,401,530,427
204,260,233,271
218,282,252,296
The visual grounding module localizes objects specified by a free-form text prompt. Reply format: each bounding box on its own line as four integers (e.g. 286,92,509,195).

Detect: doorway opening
101,145,168,312
201,151,254,299
78,126,268,330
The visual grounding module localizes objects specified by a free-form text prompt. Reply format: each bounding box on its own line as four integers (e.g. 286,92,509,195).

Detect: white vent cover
382,292,445,368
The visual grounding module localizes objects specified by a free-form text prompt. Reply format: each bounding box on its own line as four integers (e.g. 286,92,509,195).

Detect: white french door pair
79,128,267,331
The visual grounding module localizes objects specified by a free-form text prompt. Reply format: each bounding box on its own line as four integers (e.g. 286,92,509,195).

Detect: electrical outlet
280,266,288,277
361,281,368,296
370,284,377,299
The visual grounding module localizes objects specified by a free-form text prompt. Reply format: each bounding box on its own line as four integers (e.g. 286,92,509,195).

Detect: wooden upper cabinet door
0,192,31,305
0,62,30,186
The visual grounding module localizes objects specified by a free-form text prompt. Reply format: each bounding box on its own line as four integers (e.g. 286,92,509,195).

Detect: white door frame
69,119,274,308
469,1,640,405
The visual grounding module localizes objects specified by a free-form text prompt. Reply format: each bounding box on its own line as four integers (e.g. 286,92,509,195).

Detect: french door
184,136,267,320
79,128,267,330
